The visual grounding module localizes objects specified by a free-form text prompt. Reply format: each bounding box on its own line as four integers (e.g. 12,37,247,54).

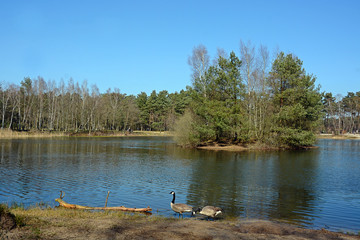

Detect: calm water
0,137,359,232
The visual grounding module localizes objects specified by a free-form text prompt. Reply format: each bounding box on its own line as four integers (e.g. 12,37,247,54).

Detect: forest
0,42,359,148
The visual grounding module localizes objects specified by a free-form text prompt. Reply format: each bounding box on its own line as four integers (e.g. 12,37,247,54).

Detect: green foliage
136,92,150,130
321,91,360,134
175,48,323,149
268,52,323,147
135,90,191,132
185,51,246,143
270,127,316,148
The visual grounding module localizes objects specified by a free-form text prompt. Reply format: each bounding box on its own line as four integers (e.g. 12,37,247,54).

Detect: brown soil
2,214,359,240
0,210,16,231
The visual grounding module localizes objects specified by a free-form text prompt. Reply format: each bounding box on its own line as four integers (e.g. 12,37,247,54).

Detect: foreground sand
1,208,359,240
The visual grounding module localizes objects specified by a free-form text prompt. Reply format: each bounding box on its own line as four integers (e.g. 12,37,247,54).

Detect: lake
0,137,359,233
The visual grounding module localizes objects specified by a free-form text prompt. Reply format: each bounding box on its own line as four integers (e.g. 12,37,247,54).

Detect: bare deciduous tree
1,82,11,128
188,44,210,97
240,40,256,94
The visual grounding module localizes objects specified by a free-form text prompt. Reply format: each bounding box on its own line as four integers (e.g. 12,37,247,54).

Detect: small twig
105,191,110,208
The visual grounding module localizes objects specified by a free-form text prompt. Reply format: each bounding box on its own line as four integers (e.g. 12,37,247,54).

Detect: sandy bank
197,143,248,151
317,133,360,140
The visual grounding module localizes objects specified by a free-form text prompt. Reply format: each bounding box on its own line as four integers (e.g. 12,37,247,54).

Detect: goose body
169,191,193,217
199,206,222,219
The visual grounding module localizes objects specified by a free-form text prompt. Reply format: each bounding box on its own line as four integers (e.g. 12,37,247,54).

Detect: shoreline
0,129,174,139
196,142,319,152
1,130,359,153
1,207,359,239
317,133,360,140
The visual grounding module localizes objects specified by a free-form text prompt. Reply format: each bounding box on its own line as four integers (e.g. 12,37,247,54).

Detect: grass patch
0,129,67,139
317,133,360,140
0,129,174,139
132,130,174,136
10,206,152,221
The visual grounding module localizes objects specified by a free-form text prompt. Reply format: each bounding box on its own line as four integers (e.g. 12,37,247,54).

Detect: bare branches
240,40,256,94
60,191,65,199
188,44,210,97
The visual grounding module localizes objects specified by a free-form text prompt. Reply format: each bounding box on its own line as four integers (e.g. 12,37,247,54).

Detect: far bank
0,129,174,139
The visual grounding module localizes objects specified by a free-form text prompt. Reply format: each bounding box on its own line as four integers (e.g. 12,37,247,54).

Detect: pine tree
268,52,323,148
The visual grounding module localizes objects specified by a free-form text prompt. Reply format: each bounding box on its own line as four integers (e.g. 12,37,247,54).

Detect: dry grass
0,129,67,139
10,206,172,225
0,129,174,139
132,130,174,136
69,130,174,137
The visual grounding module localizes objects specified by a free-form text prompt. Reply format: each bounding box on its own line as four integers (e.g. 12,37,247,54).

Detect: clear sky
1,0,359,96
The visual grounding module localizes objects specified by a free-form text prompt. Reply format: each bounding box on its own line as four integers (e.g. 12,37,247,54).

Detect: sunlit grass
5,203,169,223
132,130,174,136
0,129,174,139
0,129,66,139
2,202,185,227
317,133,360,139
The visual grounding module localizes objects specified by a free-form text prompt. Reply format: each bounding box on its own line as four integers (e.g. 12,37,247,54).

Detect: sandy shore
197,143,248,151
317,133,360,140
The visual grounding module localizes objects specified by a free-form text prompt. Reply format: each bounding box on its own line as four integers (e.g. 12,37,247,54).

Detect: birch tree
188,44,210,98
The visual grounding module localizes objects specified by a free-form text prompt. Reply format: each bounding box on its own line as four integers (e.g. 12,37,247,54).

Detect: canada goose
198,206,222,220
169,191,194,217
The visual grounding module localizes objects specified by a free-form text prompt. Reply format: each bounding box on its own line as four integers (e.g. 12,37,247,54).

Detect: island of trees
0,42,359,148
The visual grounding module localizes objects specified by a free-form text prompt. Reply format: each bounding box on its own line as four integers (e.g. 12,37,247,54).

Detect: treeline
0,77,190,133
322,91,360,134
0,41,357,148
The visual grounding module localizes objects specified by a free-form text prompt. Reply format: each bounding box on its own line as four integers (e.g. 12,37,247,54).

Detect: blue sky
1,0,359,96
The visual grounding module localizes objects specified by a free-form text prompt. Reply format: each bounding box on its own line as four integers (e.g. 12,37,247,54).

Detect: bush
271,127,316,148
174,110,201,147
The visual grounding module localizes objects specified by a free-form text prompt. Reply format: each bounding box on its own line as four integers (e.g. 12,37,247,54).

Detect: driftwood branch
55,198,152,213
59,191,65,199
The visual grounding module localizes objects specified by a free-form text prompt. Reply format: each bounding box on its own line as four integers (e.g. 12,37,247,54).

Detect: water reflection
0,137,359,232
185,150,319,227
268,151,318,226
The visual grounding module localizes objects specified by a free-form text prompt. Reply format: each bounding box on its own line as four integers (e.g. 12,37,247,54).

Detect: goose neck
171,193,175,204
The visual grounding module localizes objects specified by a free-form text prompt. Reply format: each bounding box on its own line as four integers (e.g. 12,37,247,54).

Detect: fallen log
55,198,152,212
54,191,152,213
